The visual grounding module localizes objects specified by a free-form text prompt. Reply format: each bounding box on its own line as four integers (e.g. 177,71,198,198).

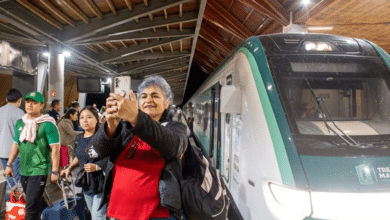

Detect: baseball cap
23,91,45,103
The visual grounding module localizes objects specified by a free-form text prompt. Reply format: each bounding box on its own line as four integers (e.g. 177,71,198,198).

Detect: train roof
257,33,379,57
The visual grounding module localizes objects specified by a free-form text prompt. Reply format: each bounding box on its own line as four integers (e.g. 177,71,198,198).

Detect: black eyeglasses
126,137,139,159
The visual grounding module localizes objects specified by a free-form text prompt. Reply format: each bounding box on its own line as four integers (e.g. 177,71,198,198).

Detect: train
183,33,390,220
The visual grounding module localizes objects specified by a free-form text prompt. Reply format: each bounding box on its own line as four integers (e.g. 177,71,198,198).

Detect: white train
183,33,390,220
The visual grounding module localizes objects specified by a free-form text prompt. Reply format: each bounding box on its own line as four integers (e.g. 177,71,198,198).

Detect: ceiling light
43,52,50,57
302,0,310,5
63,51,71,57
307,26,333,31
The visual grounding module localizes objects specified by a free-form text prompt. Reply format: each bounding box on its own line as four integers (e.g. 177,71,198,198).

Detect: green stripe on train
236,46,295,187
237,37,308,188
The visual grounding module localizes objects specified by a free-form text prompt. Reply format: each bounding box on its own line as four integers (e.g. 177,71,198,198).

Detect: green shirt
14,119,59,176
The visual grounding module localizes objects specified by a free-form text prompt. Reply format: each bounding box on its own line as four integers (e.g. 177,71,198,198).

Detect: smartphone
114,76,131,99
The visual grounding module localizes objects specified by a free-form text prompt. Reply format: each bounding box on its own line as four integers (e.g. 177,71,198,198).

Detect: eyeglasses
126,137,140,159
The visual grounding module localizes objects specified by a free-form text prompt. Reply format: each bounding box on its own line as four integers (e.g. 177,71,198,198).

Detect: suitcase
41,196,88,220
41,175,88,220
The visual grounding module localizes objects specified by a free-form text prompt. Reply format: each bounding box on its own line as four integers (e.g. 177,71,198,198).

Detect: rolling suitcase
41,175,88,220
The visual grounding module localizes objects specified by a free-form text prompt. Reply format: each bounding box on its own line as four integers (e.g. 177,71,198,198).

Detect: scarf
19,114,57,143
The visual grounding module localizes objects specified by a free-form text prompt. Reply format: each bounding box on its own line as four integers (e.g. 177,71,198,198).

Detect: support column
37,61,48,94
78,93,87,109
48,46,65,115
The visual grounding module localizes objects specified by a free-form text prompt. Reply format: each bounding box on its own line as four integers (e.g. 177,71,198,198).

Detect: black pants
20,175,48,220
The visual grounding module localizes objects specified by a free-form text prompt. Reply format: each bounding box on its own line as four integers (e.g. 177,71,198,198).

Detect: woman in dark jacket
90,76,187,220
61,106,108,220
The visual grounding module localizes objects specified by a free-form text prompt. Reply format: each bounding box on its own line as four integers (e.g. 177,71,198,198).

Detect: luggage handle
5,176,23,195
57,173,77,210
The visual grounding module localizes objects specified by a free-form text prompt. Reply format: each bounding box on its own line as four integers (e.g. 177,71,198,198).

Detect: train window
270,55,390,136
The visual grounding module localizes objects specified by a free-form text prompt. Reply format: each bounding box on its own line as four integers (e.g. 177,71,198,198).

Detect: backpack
180,138,230,220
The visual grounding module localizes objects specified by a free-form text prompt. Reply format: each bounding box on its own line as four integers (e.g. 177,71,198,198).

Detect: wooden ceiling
306,0,390,53
1,0,387,104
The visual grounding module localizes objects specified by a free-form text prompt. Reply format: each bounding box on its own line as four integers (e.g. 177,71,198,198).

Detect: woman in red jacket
91,76,187,220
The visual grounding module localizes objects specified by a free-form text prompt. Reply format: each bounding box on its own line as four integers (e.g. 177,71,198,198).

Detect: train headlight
303,41,333,51
266,182,312,219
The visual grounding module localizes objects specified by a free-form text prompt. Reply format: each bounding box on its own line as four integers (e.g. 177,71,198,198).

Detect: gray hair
137,76,173,105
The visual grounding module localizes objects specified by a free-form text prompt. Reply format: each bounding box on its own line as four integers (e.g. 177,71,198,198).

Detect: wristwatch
52,171,59,175
6,164,12,168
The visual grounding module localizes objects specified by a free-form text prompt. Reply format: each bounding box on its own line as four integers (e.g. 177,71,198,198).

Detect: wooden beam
196,40,223,63
121,41,128,48
194,53,218,69
39,0,75,27
15,0,63,30
170,42,174,53
108,42,119,50
97,43,110,52
200,26,233,52
84,44,100,54
237,0,289,26
263,0,289,24
203,16,245,40
124,0,133,11
84,0,103,19
206,1,252,38
254,17,272,35
63,0,89,24
199,35,229,56
294,0,336,23
106,0,117,15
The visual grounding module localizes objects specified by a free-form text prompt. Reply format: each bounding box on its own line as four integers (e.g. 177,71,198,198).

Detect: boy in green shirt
4,91,60,220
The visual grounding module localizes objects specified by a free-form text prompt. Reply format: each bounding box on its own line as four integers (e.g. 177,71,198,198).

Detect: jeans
20,175,48,220
84,192,107,220
1,157,21,202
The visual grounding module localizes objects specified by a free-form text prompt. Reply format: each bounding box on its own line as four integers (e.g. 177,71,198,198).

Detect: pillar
47,46,65,115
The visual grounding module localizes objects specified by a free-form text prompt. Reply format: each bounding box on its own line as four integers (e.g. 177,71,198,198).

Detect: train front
259,34,390,220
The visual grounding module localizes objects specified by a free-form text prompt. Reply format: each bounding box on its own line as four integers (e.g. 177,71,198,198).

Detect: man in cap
4,91,60,220
0,88,24,203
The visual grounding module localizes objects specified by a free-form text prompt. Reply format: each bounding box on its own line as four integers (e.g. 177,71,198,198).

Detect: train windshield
270,55,390,138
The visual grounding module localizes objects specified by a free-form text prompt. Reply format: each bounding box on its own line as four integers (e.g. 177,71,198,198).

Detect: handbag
74,169,89,188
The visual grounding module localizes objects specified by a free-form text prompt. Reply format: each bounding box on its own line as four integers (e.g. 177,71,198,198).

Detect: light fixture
307,26,333,31
302,0,310,5
62,51,71,57
43,52,50,57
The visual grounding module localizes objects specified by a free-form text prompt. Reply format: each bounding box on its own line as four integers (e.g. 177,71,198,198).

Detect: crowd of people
0,76,189,220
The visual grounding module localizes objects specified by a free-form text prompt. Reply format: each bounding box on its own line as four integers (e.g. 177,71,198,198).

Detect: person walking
0,88,24,202
48,99,62,122
61,106,108,220
91,76,187,220
57,108,82,166
4,91,60,220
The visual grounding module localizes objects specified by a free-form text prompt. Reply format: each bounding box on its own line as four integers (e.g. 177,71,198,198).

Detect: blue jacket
90,110,187,217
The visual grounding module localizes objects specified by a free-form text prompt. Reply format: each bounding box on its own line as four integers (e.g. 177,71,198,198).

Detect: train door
221,75,233,186
214,84,222,169
210,84,222,168
222,113,233,186
230,114,242,201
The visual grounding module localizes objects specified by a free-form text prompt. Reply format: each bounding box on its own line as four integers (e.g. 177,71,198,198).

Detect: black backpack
180,138,230,220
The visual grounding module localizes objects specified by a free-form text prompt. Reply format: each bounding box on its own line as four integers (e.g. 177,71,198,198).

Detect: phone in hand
114,76,131,99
